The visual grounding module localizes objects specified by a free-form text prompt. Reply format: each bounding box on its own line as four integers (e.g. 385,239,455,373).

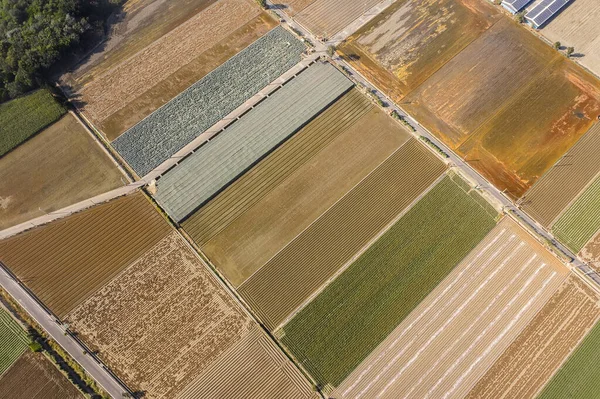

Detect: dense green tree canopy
0,0,118,101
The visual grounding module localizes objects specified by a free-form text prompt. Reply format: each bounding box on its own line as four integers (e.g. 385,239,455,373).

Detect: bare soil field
238,139,446,330
178,326,318,399
0,113,124,230
521,123,600,228
403,17,600,198
292,0,383,38
580,230,600,272
541,0,600,78
67,0,269,140
0,192,171,317
182,89,372,249
337,218,569,399
0,351,82,398
199,90,411,286
466,275,600,399
66,232,312,398
338,0,500,103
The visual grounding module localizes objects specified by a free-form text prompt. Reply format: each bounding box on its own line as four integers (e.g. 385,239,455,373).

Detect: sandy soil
0,113,124,231
337,218,569,399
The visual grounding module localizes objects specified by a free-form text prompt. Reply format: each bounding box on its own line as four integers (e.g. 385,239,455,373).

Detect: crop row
0,309,28,374
113,26,306,176
281,175,497,387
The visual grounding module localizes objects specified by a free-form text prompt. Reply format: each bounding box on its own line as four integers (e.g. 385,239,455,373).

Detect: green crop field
0,309,29,374
553,176,600,253
281,176,497,387
0,89,66,157
537,319,600,398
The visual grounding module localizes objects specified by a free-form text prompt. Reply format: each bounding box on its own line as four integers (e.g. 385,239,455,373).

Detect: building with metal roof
501,0,533,14
525,0,573,28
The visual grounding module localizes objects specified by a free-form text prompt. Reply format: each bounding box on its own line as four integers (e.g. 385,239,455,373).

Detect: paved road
272,3,588,277
0,264,130,398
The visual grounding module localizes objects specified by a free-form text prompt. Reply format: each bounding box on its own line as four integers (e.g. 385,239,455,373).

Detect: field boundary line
237,136,415,289
274,170,447,330
547,168,600,229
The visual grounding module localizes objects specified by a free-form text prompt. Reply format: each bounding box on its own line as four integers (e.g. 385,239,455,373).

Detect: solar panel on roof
525,0,572,28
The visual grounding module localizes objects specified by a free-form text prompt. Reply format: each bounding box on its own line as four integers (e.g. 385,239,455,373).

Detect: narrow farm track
295,0,383,38
183,88,372,246
238,139,446,330
0,193,171,317
177,326,317,399
467,275,600,399
337,218,568,399
521,123,600,228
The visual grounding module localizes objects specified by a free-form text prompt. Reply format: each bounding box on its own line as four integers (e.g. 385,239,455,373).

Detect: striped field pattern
0,309,28,375
294,0,383,37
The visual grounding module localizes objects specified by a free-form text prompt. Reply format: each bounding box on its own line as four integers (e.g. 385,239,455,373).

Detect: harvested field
402,17,600,198
553,175,600,253
581,231,600,272
66,232,313,398
113,26,305,176
332,218,567,398
521,123,600,228
467,275,600,399
541,0,600,78
281,175,498,388
338,0,500,103
0,113,125,230
238,140,446,330
178,326,318,399
0,89,65,157
291,0,383,38
72,0,277,140
537,301,600,398
0,309,28,374
155,62,353,222
0,193,171,317
196,89,411,286
0,351,82,398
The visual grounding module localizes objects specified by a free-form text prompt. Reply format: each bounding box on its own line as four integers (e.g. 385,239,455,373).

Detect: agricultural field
65,232,314,398
195,89,411,286
0,89,65,157
281,175,499,389
537,304,600,398
553,175,600,253
541,0,600,78
401,17,600,198
338,0,500,103
0,193,171,317
283,0,383,38
0,309,29,374
0,351,82,398
113,26,305,176
520,123,600,228
238,139,446,330
467,275,600,399
0,113,125,230
154,62,353,222
63,0,282,141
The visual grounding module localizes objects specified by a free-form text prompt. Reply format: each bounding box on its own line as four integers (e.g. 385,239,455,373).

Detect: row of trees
0,0,122,101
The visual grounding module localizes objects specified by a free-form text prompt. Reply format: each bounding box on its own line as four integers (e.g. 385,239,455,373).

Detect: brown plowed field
521,123,600,228
580,231,600,272
238,139,446,330
292,0,383,38
69,0,268,140
178,326,317,399
0,192,171,317
338,0,500,103
0,114,124,230
338,218,569,399
182,89,374,249
403,17,600,198
466,275,600,399
66,232,312,398
195,90,412,286
0,351,82,398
